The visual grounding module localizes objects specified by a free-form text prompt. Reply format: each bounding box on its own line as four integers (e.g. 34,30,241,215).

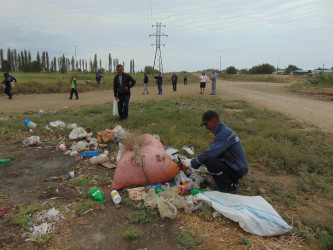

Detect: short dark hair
116,64,123,69
200,110,219,126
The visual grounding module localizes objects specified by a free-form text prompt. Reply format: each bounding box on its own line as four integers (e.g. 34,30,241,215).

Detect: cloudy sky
1,0,332,72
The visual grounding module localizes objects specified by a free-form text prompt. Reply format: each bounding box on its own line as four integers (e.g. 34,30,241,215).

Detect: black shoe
219,184,238,194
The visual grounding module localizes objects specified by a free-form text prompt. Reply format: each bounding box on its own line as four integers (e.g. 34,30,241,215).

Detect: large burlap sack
111,134,179,190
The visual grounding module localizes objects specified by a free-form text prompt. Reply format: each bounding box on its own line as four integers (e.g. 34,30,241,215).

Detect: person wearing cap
1,72,16,100
69,75,79,100
113,64,136,121
187,110,248,193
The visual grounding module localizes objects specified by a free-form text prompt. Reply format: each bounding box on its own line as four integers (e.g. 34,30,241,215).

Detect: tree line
0,48,137,74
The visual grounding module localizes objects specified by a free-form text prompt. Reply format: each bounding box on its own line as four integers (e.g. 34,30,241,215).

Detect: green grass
74,199,104,216
237,237,252,247
127,206,158,224
289,73,333,89
177,230,204,250
122,226,144,240
10,203,39,228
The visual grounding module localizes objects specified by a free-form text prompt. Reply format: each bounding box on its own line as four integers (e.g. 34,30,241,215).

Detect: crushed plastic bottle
0,159,11,164
111,190,121,204
23,119,37,128
89,187,105,204
191,187,205,195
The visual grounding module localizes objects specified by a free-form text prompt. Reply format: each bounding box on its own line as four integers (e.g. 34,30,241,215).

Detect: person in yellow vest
69,75,79,100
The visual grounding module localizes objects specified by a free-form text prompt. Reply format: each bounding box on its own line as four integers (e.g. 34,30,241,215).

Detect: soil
0,75,331,249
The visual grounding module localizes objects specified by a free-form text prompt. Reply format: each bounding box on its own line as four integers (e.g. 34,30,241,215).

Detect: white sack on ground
196,191,292,236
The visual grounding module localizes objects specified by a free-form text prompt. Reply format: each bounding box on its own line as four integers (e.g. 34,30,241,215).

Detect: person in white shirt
199,72,207,94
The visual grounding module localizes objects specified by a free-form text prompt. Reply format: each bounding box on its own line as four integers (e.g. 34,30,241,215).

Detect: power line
149,22,168,73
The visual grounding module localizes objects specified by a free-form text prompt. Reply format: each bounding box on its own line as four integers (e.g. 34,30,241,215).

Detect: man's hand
115,96,119,101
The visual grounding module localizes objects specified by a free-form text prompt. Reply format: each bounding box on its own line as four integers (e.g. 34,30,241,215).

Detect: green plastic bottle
155,187,163,196
89,187,105,204
191,187,205,195
0,159,11,164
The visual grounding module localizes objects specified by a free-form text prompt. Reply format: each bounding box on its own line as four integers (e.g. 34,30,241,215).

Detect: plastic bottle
89,187,105,203
154,187,163,196
191,187,205,195
23,119,37,128
111,190,121,204
0,159,11,164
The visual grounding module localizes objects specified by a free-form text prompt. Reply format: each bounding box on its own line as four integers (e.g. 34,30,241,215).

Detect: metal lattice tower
150,22,168,73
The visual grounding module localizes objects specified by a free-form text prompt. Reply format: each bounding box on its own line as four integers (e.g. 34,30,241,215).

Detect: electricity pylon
150,22,168,73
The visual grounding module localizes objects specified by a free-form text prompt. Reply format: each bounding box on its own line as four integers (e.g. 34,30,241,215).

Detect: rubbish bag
113,99,118,116
90,150,109,165
195,191,292,236
156,196,177,219
111,134,179,190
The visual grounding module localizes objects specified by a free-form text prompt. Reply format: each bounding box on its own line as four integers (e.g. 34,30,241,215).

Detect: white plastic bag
23,136,40,146
69,127,87,140
49,121,66,129
195,191,292,236
113,99,118,116
90,150,109,165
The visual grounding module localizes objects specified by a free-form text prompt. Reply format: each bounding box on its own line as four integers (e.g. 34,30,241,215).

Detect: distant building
291,70,312,76
312,69,333,75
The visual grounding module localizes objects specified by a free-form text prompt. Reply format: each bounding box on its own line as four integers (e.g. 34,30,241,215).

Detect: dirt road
1,77,332,134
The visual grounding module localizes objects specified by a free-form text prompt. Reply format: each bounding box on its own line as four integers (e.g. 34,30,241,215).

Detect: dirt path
1,76,332,134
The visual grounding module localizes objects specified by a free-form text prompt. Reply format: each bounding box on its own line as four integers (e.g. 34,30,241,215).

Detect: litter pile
21,120,292,237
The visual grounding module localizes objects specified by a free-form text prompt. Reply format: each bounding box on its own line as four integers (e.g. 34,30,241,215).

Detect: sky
1,0,332,73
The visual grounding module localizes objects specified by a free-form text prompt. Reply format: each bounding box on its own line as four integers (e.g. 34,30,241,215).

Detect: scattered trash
90,151,108,164
67,123,77,130
0,159,11,164
89,187,105,204
152,134,160,141
58,144,68,151
0,205,14,218
182,146,194,155
100,162,116,169
50,121,66,129
23,136,41,146
165,147,179,161
23,119,37,128
36,208,62,222
69,127,88,140
38,110,45,114
113,99,118,116
82,151,99,158
111,190,121,204
68,171,75,178
97,130,116,144
71,141,88,152
128,187,146,201
69,151,79,157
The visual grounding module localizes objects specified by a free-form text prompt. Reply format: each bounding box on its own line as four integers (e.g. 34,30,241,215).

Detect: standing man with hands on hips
182,110,248,193
113,64,136,121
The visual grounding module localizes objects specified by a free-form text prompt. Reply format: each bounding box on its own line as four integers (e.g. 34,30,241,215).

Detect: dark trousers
4,85,12,99
184,79,187,85
158,84,162,94
172,82,177,91
70,88,78,99
118,94,130,120
205,157,242,189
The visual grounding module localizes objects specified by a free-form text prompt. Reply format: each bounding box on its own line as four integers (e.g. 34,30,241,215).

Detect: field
0,72,332,249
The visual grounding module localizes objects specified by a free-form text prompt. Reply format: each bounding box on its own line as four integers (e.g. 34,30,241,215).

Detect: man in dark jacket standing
186,110,248,193
1,72,16,99
113,64,136,121
171,72,178,92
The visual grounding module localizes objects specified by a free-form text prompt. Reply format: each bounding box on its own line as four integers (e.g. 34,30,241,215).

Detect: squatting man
182,110,248,193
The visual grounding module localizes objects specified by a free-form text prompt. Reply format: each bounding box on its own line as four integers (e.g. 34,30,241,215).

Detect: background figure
113,64,136,121
171,72,178,92
183,72,187,85
69,75,79,100
199,72,207,94
1,72,16,100
209,70,217,95
95,72,103,87
154,72,163,95
142,73,149,94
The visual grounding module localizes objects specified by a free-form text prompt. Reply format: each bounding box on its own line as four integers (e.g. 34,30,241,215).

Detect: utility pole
219,57,222,72
150,22,168,73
